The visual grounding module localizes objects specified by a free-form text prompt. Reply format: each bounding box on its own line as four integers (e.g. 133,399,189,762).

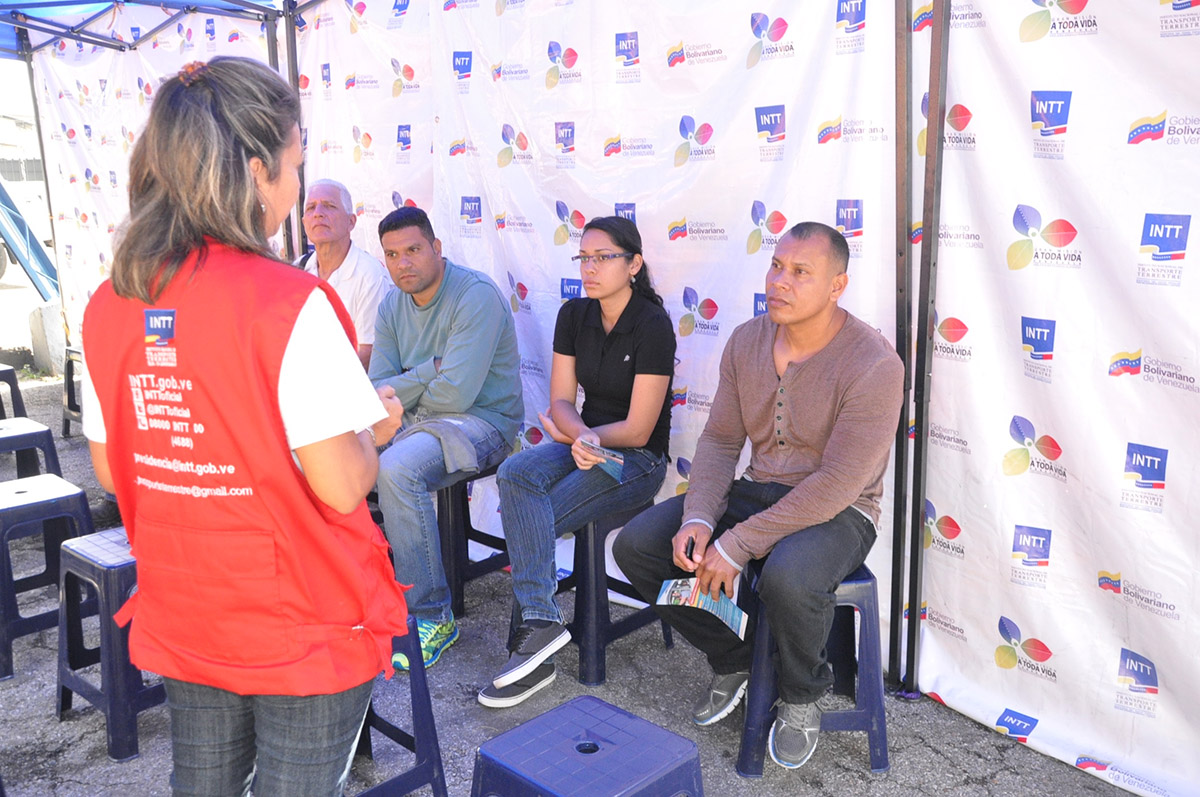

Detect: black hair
785,221,850,274
378,205,436,245
581,215,664,307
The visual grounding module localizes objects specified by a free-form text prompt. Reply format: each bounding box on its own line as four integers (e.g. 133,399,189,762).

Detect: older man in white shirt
299,179,393,369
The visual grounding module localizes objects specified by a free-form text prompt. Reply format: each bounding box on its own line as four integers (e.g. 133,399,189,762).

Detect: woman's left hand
538,409,574,445
571,429,606,470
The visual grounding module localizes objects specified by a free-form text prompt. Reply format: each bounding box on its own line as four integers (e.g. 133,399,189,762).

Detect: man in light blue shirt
370,206,522,671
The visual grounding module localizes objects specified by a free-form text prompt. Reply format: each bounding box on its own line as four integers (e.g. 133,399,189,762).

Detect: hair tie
179,61,210,87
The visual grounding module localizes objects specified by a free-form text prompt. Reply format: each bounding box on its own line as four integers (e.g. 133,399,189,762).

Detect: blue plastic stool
436,462,505,618
736,564,889,776
0,363,26,419
0,416,60,478
559,502,673,686
0,474,91,679
56,527,165,761
354,614,448,797
472,695,703,796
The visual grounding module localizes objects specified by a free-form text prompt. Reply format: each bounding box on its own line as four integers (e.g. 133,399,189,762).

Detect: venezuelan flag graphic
1097,571,1122,593
671,387,687,407
1108,349,1142,376
344,74,356,89
1128,111,1166,144
494,213,506,230
913,3,933,31
666,43,685,67
668,218,688,241
448,139,466,156
817,116,842,144
603,136,622,157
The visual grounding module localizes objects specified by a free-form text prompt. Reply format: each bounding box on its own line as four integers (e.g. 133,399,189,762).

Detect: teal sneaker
393,617,459,672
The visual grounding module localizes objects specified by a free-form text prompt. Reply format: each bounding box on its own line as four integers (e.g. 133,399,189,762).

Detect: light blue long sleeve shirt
369,259,523,445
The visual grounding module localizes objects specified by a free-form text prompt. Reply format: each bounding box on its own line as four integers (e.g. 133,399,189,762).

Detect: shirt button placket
777,387,785,445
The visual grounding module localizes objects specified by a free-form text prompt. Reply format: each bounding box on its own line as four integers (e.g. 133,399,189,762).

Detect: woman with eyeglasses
478,215,676,707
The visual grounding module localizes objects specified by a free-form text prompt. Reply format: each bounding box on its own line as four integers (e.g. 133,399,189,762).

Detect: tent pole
887,0,913,692
17,27,61,305
262,10,294,260
904,0,952,695
283,0,306,257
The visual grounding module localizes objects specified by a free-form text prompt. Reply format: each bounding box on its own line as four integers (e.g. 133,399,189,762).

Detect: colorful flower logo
675,115,714,166
995,616,1052,669
935,312,968,342
390,58,416,96
675,456,691,495
1020,0,1089,42
508,272,529,312
352,126,372,163
746,201,787,254
1006,204,1077,270
1003,415,1061,476
390,191,417,209
923,500,962,549
553,200,585,246
679,288,718,336
917,97,971,156
546,41,578,89
747,12,787,68
497,124,529,167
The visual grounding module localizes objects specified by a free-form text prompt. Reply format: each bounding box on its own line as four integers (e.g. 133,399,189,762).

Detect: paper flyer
656,577,748,639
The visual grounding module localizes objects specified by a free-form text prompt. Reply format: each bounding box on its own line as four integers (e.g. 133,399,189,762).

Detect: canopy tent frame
0,0,292,258
0,1,952,698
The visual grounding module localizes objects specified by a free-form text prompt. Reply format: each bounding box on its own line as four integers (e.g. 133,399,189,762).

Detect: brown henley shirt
682,310,905,568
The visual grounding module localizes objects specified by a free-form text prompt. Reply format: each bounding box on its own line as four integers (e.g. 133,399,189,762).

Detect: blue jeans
613,479,876,704
161,677,373,797
499,442,667,624
377,414,509,623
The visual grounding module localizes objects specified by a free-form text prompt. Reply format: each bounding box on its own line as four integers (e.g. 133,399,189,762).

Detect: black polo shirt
553,294,676,458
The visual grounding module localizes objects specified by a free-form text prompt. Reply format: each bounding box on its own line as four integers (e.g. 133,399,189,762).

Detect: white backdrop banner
910,2,1198,795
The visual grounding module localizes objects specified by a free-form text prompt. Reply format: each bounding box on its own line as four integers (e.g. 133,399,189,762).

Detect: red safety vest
83,241,407,696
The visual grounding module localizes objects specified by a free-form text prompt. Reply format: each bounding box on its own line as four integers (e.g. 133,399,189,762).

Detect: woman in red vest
81,56,408,795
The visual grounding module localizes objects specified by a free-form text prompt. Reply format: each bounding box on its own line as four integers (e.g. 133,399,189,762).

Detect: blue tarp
0,1,281,59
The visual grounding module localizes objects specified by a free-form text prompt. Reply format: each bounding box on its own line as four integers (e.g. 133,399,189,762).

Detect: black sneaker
692,671,750,726
492,620,571,688
477,662,556,708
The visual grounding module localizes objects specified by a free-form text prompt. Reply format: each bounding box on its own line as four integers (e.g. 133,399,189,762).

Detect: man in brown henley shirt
614,221,904,770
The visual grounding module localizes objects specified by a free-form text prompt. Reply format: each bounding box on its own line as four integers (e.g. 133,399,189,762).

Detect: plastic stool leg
855,589,889,772
829,605,857,697
100,569,143,761
736,598,778,779
574,521,610,686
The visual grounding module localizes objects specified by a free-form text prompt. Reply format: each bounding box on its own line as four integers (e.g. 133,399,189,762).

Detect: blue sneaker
392,617,459,671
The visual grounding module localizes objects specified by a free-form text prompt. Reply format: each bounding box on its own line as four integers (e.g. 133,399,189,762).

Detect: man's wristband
365,425,377,447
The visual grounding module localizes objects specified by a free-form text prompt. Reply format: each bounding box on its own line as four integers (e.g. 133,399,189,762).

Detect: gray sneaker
478,662,556,708
692,671,750,726
492,620,571,688
769,700,821,769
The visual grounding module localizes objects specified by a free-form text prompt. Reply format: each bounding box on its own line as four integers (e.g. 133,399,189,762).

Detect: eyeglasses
571,252,634,265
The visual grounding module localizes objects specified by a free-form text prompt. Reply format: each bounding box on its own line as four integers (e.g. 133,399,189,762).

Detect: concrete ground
0,267,1127,796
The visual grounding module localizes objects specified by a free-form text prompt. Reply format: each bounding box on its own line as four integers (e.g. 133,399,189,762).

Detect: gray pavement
1,375,1130,796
